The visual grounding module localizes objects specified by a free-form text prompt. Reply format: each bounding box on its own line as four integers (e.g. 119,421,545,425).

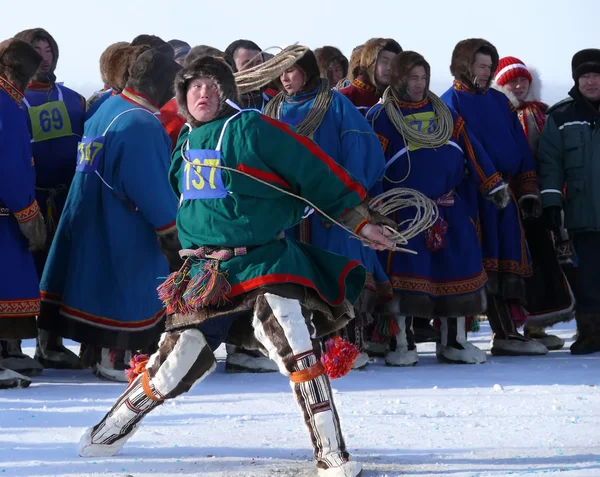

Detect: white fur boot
318,460,363,476
385,316,418,367
436,317,486,364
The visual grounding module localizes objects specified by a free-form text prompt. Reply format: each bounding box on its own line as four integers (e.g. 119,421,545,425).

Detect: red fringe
320,336,360,380
125,354,150,384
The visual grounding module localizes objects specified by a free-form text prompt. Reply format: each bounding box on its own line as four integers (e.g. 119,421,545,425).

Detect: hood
99,41,129,88
274,48,321,95
358,38,402,90
175,55,239,127
390,50,431,100
126,49,181,108
104,44,151,93
131,34,174,60
450,38,498,89
0,38,42,92
347,44,364,82
315,46,348,83
184,45,234,70
14,28,59,84
492,66,543,109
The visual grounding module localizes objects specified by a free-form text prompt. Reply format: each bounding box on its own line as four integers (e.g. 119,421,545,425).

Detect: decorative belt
435,189,455,207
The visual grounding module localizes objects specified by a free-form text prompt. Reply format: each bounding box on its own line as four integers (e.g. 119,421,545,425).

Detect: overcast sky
3,0,597,104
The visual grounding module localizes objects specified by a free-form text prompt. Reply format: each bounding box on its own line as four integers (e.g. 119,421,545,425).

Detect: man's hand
360,223,394,251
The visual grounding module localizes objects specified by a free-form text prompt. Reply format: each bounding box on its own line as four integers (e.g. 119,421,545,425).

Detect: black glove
157,230,184,272
542,206,562,231
520,198,542,222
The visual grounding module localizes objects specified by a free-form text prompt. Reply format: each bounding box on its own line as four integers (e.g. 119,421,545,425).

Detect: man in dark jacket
539,48,600,355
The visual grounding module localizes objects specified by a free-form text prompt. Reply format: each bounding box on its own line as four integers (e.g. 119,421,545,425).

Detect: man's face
472,53,493,87
504,76,531,101
280,65,305,95
186,77,220,123
33,39,53,73
330,62,345,84
405,65,428,102
579,72,600,102
375,50,396,86
234,48,262,72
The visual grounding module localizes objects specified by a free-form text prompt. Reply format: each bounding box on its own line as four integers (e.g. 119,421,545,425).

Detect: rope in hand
234,44,309,95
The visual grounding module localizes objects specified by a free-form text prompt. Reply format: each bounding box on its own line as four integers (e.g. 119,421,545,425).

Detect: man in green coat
539,48,600,355
78,55,395,477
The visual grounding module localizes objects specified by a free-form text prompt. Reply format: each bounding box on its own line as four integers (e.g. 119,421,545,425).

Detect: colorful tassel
183,260,231,309
125,354,150,384
371,316,400,342
509,303,530,327
320,336,360,380
467,316,481,332
425,217,449,252
157,259,192,314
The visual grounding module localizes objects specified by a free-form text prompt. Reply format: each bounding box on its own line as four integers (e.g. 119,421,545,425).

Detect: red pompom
320,336,360,380
125,353,150,383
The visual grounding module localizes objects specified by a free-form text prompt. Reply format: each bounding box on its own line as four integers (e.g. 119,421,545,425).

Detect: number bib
182,149,227,200
28,100,73,142
76,136,105,173
405,111,439,152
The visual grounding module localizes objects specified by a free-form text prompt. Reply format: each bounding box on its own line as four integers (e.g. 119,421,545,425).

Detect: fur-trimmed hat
450,38,498,88
572,49,600,82
0,38,41,91
358,38,402,89
315,46,349,83
175,55,239,127
103,44,150,93
131,34,174,60
184,45,234,70
99,41,129,87
14,28,59,83
126,49,181,108
494,56,533,86
390,51,431,98
347,44,364,81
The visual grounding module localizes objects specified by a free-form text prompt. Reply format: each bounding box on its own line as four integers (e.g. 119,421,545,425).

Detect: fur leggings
89,293,349,469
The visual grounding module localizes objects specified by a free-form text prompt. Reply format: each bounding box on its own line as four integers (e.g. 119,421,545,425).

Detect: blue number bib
76,136,106,173
181,149,227,200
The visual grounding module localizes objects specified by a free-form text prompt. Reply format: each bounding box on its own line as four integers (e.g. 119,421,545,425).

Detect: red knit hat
494,56,532,86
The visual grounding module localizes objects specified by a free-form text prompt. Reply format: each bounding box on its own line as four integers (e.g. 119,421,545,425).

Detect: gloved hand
520,197,542,222
542,206,562,231
488,184,511,210
18,213,47,252
157,230,184,272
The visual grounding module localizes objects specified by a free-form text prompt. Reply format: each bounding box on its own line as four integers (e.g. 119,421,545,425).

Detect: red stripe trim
60,304,165,329
229,259,363,306
354,219,368,234
237,164,292,190
156,220,177,232
259,115,366,200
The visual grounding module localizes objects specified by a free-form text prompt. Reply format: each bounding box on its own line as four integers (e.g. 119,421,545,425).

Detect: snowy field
1,321,599,477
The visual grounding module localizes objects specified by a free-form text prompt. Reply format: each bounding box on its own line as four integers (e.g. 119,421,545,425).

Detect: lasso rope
264,77,334,137
234,44,309,95
369,87,454,184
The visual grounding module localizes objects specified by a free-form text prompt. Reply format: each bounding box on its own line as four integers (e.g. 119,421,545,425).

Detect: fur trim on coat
0,38,41,91
450,38,498,89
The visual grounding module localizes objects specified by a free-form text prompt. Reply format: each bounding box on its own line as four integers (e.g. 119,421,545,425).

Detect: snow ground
1,321,599,477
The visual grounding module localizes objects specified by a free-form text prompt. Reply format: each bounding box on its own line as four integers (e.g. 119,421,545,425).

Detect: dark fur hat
450,38,498,88
315,46,349,83
103,44,150,93
572,48,600,82
274,48,321,95
0,38,41,91
175,55,239,127
14,28,59,83
184,45,234,70
126,49,181,108
131,34,174,60
390,51,431,97
359,38,402,89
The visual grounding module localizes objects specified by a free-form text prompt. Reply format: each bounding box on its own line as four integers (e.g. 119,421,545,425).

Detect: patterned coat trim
482,258,533,277
0,76,25,106
512,170,539,200
352,77,377,94
0,298,40,317
13,200,40,223
479,173,504,195
390,270,488,297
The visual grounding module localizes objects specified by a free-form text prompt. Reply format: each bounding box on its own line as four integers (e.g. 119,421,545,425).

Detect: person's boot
224,344,279,373
0,366,31,389
571,314,600,355
34,329,81,369
413,317,440,343
524,324,565,351
93,348,132,382
0,340,43,376
487,296,548,356
385,316,418,366
436,317,486,364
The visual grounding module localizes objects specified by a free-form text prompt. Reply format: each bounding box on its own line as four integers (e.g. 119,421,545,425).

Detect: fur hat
168,39,191,62
390,51,431,98
184,45,234,70
0,38,41,91
99,41,129,88
131,34,174,60
450,38,498,88
494,56,533,86
273,48,321,95
103,44,150,93
315,46,349,83
126,49,181,108
225,39,262,72
175,55,239,127
14,28,59,83
572,48,600,82
358,38,402,89
347,44,364,81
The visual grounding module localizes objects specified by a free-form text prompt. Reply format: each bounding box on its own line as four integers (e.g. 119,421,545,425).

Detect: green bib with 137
27,100,73,143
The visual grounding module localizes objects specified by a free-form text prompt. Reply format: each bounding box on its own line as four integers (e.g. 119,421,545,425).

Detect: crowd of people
1,29,600,476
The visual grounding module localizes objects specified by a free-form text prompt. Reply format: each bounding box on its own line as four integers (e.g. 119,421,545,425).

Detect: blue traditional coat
366,97,504,317
442,81,535,295
0,77,42,338
39,89,178,349
276,87,392,301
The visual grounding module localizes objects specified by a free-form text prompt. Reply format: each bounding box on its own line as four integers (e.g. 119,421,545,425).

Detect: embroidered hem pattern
0,298,40,317
14,200,40,223
390,270,488,296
